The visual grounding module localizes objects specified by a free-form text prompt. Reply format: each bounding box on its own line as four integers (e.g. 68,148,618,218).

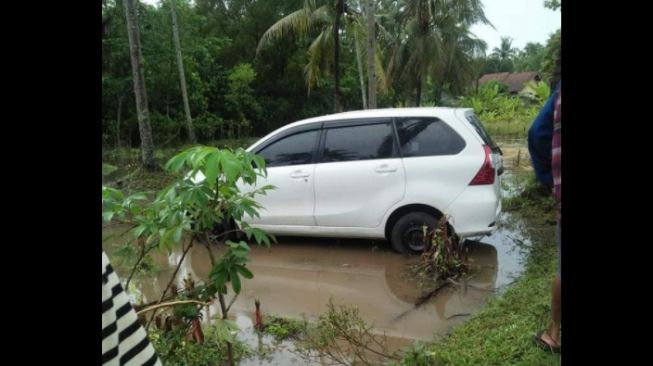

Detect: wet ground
103,143,534,364
497,139,532,172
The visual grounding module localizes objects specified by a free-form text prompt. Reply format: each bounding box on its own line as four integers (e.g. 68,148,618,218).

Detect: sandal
533,330,561,354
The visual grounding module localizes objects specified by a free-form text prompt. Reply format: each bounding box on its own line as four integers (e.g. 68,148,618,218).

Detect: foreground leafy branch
102,146,275,366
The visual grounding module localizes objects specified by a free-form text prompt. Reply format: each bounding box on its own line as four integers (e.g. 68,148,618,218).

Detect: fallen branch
146,238,194,330
415,281,450,307
136,300,212,316
390,281,451,323
225,293,239,314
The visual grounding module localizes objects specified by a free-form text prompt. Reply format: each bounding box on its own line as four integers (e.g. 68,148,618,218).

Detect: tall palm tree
257,0,386,111
387,0,490,106
491,36,518,60
346,1,388,108
432,22,487,100
366,0,377,108
258,0,345,112
123,0,157,170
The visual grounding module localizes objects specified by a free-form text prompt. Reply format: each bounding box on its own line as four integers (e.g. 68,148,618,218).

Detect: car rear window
395,117,465,157
465,113,501,154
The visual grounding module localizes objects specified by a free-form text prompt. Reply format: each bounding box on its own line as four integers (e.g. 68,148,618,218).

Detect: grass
260,316,306,341
503,174,556,212
102,138,258,194
484,120,531,139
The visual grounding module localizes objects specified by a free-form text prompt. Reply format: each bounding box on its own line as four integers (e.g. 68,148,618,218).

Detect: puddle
104,217,528,362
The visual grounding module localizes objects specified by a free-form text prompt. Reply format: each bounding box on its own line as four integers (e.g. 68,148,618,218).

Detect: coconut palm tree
432,23,487,100
257,0,387,111
257,0,347,112
491,36,518,60
386,0,490,106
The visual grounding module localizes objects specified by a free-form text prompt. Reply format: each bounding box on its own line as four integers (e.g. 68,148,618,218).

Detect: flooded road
103,213,527,344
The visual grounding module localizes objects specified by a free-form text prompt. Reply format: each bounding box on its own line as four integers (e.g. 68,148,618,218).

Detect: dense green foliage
103,0,559,149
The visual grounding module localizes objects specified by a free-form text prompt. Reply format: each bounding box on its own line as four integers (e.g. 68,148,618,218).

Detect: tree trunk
434,84,443,105
354,35,367,109
171,0,196,143
435,72,446,105
123,0,156,171
218,293,234,365
415,78,422,107
333,0,344,112
436,55,452,104
116,95,123,149
366,0,377,109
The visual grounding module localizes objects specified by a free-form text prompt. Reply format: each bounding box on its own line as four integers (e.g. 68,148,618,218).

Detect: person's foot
533,330,561,353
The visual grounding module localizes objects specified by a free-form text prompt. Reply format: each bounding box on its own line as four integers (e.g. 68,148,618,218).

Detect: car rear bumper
445,185,501,238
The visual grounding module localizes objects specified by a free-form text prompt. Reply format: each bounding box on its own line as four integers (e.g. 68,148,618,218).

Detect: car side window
321,123,397,163
257,130,319,167
395,117,465,157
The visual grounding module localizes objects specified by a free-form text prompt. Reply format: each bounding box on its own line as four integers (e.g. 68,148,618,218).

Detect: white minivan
237,108,502,253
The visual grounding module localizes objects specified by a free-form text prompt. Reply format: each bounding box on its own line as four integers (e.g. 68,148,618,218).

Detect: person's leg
536,221,561,348
540,274,561,347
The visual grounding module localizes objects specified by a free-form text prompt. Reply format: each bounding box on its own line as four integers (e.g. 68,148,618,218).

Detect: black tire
193,218,236,245
390,212,438,254
212,218,238,243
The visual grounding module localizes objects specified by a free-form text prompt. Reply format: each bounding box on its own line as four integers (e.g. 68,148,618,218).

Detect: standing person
529,54,561,354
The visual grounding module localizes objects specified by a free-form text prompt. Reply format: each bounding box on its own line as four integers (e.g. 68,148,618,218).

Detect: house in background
478,72,541,97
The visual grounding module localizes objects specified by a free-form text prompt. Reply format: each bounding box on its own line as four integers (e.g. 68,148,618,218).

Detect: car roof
292,107,470,126
247,107,475,151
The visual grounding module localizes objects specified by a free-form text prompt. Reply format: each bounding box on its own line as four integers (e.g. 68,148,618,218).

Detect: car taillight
469,145,495,185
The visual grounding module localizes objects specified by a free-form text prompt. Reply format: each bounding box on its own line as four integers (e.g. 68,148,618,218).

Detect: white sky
140,0,561,53
471,0,561,52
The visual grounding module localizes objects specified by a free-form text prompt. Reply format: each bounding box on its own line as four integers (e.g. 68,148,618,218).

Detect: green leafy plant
503,174,556,212
295,299,401,365
457,83,544,138
260,316,305,341
149,324,251,365
412,218,467,283
102,145,275,365
389,342,444,366
522,80,551,104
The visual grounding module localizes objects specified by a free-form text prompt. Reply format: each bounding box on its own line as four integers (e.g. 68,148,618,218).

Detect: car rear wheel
390,212,438,254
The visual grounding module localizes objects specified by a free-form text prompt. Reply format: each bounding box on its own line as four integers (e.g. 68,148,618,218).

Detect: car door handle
290,170,310,178
374,164,397,173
